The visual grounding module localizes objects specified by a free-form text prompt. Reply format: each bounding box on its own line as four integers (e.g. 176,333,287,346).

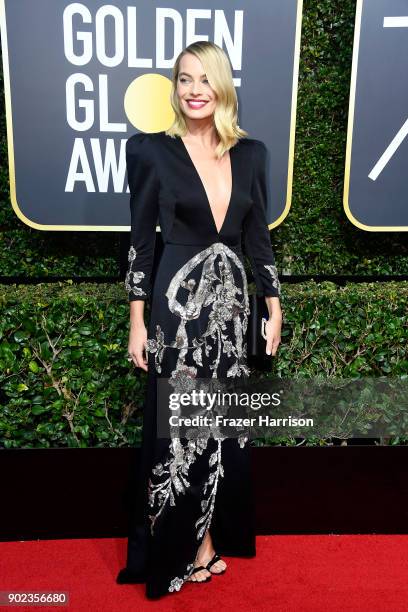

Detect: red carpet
1,535,408,611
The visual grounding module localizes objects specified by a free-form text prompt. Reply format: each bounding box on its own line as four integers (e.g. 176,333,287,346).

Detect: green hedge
1,281,407,448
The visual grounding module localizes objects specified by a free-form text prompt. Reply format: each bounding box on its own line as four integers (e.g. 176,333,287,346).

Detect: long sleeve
124,133,160,302
242,140,281,298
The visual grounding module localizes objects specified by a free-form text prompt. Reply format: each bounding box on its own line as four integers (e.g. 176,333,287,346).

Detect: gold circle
124,73,174,132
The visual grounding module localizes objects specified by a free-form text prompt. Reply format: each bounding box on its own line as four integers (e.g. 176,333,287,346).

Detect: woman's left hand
265,313,282,356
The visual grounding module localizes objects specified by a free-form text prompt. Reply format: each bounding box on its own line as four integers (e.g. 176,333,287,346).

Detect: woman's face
176,53,217,121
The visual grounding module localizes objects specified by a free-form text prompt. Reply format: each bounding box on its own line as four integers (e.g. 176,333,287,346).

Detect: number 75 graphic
369,16,408,181
344,0,408,231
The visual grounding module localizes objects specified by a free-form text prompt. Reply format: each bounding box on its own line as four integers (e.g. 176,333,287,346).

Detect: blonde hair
165,41,248,159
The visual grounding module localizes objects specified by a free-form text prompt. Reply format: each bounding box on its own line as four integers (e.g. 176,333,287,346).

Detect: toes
189,568,210,582
211,560,227,573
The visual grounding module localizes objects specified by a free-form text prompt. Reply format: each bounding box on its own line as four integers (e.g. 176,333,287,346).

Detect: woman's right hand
128,322,148,371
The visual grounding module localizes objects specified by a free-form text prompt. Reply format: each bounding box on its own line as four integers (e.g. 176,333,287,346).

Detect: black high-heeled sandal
205,553,226,575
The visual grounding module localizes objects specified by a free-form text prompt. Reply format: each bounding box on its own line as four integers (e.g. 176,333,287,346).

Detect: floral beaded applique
147,435,214,536
145,242,251,377
124,245,146,297
145,242,252,594
264,264,281,296
168,563,194,592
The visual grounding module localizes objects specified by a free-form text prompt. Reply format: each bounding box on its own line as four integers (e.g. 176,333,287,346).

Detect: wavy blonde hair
165,41,248,159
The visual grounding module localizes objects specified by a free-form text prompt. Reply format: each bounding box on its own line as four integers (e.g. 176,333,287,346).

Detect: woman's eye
179,77,209,84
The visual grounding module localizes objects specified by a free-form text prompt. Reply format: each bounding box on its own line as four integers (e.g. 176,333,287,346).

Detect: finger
271,337,281,356
128,351,141,369
142,346,149,370
135,350,148,372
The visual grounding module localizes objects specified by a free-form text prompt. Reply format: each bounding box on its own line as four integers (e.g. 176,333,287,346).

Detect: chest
182,143,233,215
155,135,254,237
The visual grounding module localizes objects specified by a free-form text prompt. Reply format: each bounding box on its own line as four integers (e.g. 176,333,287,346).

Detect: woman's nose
190,81,203,95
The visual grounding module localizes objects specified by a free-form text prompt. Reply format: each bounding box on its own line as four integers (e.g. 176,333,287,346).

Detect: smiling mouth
186,100,208,109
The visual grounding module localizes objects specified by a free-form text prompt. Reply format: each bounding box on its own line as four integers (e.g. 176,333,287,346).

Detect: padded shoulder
238,136,267,157
125,132,159,169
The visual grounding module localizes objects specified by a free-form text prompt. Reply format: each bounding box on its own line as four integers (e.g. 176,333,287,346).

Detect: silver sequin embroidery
124,245,146,297
168,563,194,592
146,242,251,377
264,264,281,296
145,242,251,594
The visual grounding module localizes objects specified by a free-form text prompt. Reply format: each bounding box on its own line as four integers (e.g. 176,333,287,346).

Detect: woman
117,40,282,599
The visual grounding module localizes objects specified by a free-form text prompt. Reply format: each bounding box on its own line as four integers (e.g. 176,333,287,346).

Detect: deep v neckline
177,135,235,236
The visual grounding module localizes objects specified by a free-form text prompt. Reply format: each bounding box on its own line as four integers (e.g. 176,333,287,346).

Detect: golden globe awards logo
1,0,300,229
63,4,185,195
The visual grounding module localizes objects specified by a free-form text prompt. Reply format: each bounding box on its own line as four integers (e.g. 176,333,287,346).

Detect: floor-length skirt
117,241,256,599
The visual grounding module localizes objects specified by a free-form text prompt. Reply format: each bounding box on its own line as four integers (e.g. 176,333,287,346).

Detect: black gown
116,130,281,599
